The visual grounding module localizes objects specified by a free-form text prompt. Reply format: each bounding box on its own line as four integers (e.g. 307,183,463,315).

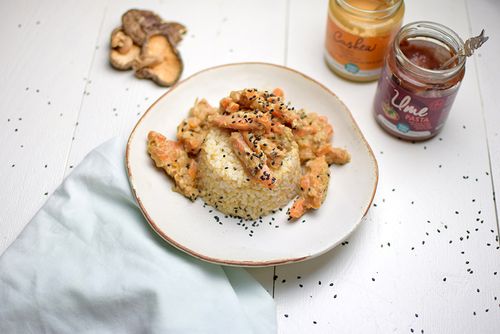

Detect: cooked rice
198,127,301,219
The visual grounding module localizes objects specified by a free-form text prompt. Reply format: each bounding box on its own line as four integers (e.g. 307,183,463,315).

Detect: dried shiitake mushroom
109,28,141,70
122,9,162,45
121,9,187,47
154,21,187,46
109,9,186,87
134,34,183,87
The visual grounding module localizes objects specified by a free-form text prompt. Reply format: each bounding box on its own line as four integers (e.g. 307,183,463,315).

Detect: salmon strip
269,106,299,126
289,156,330,219
210,111,272,132
242,131,286,169
230,132,276,189
147,131,199,201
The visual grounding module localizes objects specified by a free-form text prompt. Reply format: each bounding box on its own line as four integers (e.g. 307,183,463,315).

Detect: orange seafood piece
272,87,284,98
289,156,330,219
242,131,286,169
147,131,199,200
316,144,351,165
230,131,276,189
210,111,272,132
220,97,240,113
177,99,218,154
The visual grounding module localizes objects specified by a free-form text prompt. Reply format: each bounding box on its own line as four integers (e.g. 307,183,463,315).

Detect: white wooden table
1,0,499,332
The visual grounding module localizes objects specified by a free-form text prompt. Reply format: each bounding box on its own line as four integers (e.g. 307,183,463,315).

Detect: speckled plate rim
126,62,379,267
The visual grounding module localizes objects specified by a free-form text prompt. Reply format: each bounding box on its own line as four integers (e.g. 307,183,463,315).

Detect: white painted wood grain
466,0,500,238
0,0,106,254
275,0,500,333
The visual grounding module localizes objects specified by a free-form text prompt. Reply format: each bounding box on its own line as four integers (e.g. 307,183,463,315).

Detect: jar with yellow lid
324,0,405,81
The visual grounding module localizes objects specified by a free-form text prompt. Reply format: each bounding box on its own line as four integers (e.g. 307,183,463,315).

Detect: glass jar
324,0,404,82
373,21,466,140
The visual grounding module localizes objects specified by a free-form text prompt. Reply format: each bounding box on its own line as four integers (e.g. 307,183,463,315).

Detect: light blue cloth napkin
0,138,276,333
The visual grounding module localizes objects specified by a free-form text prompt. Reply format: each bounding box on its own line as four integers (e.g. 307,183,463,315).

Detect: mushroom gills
134,34,183,87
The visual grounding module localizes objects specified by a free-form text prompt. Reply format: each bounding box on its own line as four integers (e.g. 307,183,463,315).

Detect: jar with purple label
373,21,465,140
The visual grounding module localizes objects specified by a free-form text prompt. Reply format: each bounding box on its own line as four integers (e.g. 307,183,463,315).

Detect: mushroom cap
122,9,162,45
122,9,187,46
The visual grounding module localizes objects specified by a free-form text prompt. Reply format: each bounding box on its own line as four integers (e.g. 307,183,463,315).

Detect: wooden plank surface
0,0,106,254
274,0,500,333
466,0,500,238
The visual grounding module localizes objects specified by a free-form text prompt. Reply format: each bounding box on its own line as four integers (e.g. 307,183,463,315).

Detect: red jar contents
373,22,465,140
400,39,455,70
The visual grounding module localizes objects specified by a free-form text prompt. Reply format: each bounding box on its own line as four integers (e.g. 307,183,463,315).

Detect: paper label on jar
325,13,392,77
373,68,460,138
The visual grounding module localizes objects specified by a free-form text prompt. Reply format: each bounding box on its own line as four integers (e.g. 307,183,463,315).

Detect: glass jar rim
336,0,403,18
394,21,465,79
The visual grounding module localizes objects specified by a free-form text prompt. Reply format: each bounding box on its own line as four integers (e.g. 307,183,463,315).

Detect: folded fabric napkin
0,138,276,333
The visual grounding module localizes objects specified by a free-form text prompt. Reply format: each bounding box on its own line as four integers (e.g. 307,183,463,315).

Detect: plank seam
464,0,500,242
62,2,109,177
283,0,290,66
274,0,292,298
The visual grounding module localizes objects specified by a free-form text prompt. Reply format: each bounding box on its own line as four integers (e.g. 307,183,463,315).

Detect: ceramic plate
126,63,378,267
